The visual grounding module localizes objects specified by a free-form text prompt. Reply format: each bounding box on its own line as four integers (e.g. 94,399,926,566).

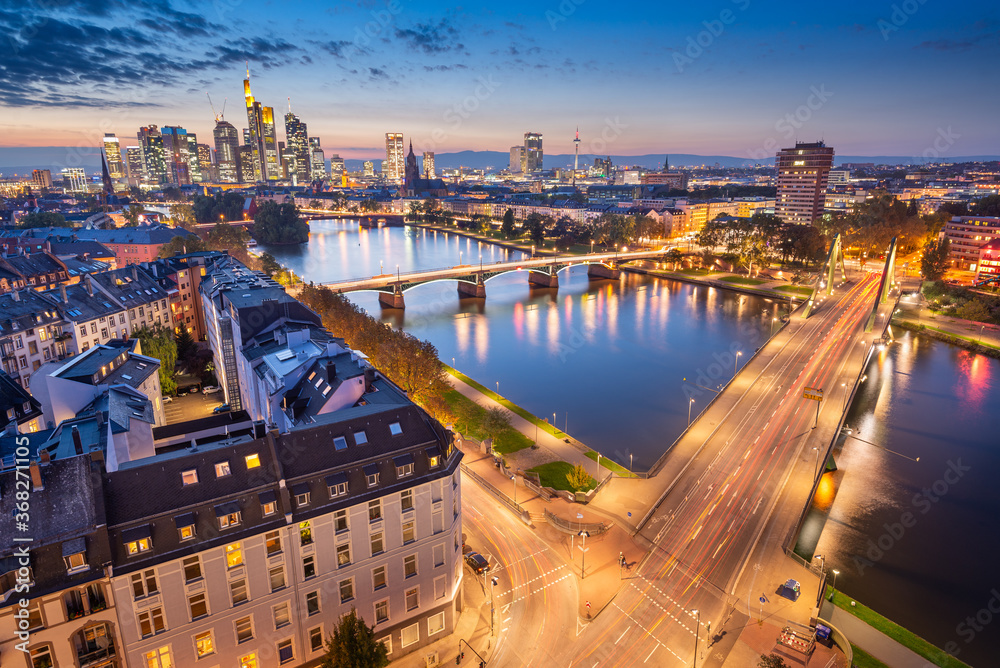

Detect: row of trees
697,213,827,273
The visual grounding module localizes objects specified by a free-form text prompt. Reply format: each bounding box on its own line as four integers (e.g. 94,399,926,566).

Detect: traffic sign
802,386,824,401
759,596,767,604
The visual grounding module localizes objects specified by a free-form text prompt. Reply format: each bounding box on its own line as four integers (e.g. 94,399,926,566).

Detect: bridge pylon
864,237,898,332
801,233,847,319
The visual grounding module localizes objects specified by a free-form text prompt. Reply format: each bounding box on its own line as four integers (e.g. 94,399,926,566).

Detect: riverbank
892,301,1000,359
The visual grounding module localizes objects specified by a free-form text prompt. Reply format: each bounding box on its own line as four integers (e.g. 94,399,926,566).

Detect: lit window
245,453,261,468
178,523,196,541
265,531,281,556
181,469,199,485
299,521,312,545
144,646,172,668
225,542,243,568
405,586,419,611
126,538,151,555
368,499,381,522
195,630,215,658
219,512,241,529
64,551,86,572
215,461,231,477
262,500,277,516
336,543,351,567
428,611,445,635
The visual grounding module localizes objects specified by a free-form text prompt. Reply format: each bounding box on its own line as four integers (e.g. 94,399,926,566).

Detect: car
202,385,221,394
162,396,173,403
213,404,231,414
464,552,490,574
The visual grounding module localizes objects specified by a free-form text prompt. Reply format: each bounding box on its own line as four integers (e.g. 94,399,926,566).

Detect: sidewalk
819,599,931,668
894,298,1000,350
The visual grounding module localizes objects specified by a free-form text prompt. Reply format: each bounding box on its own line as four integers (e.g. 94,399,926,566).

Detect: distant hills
2,146,998,177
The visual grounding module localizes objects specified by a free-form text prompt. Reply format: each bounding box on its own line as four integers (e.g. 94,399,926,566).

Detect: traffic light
491,577,498,587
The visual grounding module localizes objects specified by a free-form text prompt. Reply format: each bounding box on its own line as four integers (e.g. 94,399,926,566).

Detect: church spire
664,155,670,172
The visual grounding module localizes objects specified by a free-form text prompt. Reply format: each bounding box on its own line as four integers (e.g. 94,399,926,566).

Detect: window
428,611,445,635
188,592,208,620
262,499,277,516
138,607,166,637
401,489,414,511
235,616,254,643
329,480,347,497
183,556,201,582
181,469,198,485
130,569,157,598
100,328,108,339
195,630,215,658
370,531,384,556
91,322,98,334
430,452,441,467
368,499,382,522
401,622,419,647
245,453,261,468
303,555,316,579
269,566,286,592
366,470,380,487
265,530,281,556
278,639,294,664
230,578,248,606
434,575,447,600
433,510,444,535
295,491,311,507
402,520,415,544
306,591,320,615
375,599,389,624
126,537,150,555
299,521,312,545
434,544,445,568
405,586,419,611
333,436,348,451
26,603,43,630
309,627,324,652
404,555,417,578
219,511,241,529
334,509,348,532
339,578,354,603
354,430,368,445
336,543,351,567
64,551,86,572
396,462,414,478
273,602,290,629
372,565,387,590
215,461,231,477
389,422,402,435
79,326,87,337
144,646,172,668
225,542,243,568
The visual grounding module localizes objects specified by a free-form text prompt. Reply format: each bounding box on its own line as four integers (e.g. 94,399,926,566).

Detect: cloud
393,19,464,54
914,34,994,52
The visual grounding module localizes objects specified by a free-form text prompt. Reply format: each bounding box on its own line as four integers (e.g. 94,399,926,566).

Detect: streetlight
630,452,633,475
510,474,517,506
495,380,499,395
688,398,695,427
734,351,742,378
830,569,840,601
489,574,498,636
451,357,455,368
691,609,701,668
379,259,383,275
578,531,589,579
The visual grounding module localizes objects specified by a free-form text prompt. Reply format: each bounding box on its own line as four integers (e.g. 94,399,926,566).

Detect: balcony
77,642,117,668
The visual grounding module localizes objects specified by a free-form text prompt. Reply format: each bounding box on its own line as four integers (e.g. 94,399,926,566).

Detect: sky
1,0,998,162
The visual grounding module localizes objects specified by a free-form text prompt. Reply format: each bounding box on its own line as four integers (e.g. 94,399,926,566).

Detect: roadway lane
460,477,578,668
562,273,882,667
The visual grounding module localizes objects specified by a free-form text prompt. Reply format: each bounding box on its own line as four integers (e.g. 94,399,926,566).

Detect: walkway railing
544,509,610,536
460,462,526,518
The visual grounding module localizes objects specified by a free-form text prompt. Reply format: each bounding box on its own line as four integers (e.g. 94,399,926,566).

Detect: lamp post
489,574,498,636
630,453,633,475
814,554,827,604
688,398,695,427
692,609,701,668
578,531,589,579
830,569,840,601
379,259,383,275
734,351,742,378
495,380,499,395
511,475,517,506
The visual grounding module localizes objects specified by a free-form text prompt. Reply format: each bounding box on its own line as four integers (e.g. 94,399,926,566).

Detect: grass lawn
528,461,596,492
440,389,533,455
446,367,569,440
719,275,767,286
584,451,636,477
850,645,889,668
826,588,970,668
678,268,719,276
773,285,815,296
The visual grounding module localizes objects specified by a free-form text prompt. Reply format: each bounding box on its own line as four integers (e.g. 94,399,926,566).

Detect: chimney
29,461,43,491
326,361,336,381
131,265,138,281
60,283,67,303
364,368,376,392
11,290,19,302
72,425,83,455
83,274,93,296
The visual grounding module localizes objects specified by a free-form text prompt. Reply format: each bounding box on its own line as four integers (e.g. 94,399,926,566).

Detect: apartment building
142,253,214,340
942,216,1000,270
0,289,69,389
775,141,835,225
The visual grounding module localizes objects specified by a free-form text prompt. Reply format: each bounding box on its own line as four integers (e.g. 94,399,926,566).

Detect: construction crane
206,93,227,122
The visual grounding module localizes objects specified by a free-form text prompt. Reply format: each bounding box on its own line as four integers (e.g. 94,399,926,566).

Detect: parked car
202,385,221,394
213,404,231,414
464,552,490,574
162,396,173,403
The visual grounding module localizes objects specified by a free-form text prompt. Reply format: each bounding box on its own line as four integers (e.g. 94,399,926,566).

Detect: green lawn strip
528,461,596,492
678,268,720,276
773,285,815,296
719,275,767,286
850,644,890,668
446,367,569,440
584,451,635,477
892,318,1000,352
826,588,970,668
439,389,533,455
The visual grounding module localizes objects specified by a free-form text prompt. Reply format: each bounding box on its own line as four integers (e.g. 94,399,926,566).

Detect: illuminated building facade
385,133,405,182
137,125,168,186
285,110,311,185
214,120,240,183
775,141,834,225
103,133,125,179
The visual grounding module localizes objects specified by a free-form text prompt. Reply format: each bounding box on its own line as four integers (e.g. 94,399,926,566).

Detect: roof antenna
287,96,292,113
245,60,250,79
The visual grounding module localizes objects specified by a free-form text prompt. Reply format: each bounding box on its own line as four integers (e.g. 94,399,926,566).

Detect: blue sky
1,0,997,160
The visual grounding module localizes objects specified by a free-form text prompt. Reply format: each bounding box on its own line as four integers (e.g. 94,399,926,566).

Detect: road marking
690,525,702,541
644,646,658,663
758,469,764,480
615,628,630,644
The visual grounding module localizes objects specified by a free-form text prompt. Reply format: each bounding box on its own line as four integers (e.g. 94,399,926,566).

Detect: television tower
573,127,581,187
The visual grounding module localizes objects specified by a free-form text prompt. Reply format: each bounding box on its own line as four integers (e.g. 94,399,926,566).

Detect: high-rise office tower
213,120,240,183
775,141,835,225
31,169,52,189
330,155,345,184
103,134,125,179
61,167,87,192
243,66,278,181
197,144,214,182
510,146,523,173
125,147,143,183
309,137,326,180
524,132,543,173
186,135,202,183
161,126,193,185
363,161,375,177
236,145,254,184
385,133,404,181
137,125,167,186
261,106,278,180
284,107,310,185
423,152,435,179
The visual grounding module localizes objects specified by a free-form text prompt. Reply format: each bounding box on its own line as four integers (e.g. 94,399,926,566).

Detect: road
557,272,883,666
460,477,578,667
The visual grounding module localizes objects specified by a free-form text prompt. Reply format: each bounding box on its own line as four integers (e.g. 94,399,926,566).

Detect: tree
921,238,950,281
360,198,379,213
481,406,512,443
320,608,389,668
525,212,546,245
566,464,594,492
501,209,516,239
956,299,991,322
259,251,282,277
134,325,178,395
169,203,197,230
758,653,789,668
665,248,684,270
253,201,309,244
121,204,144,226
308,199,321,210
970,194,1000,217
157,234,206,258
17,211,70,228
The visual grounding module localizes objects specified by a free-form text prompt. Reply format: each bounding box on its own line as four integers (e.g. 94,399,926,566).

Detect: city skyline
1,0,998,159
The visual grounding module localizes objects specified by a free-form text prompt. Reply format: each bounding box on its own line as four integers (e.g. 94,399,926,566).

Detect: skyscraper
509,146,523,173
524,132,543,173
137,125,167,186
213,120,240,183
187,135,202,183
161,126,193,185
284,107,310,185
125,147,143,184
61,167,87,192
309,137,326,180
236,145,254,184
197,144,214,182
775,141,835,225
103,133,124,179
261,106,279,181
243,66,278,181
363,161,375,178
330,155,345,184
31,169,52,189
423,152,435,179
385,133,404,181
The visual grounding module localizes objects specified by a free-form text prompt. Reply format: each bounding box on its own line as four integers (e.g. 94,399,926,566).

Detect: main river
264,220,1000,665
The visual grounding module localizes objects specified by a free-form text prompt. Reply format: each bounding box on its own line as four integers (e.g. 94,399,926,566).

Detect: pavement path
894,295,1000,349
820,600,933,668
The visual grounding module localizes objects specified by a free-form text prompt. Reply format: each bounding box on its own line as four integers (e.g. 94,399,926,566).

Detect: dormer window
62,538,87,573
389,422,402,436
259,490,277,516
364,464,380,488
394,454,414,478
333,436,347,451
181,469,199,486
175,513,197,541
291,483,310,507
215,502,242,529
122,526,153,556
